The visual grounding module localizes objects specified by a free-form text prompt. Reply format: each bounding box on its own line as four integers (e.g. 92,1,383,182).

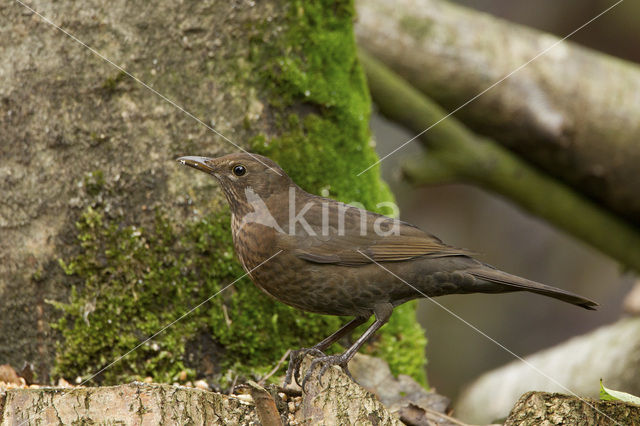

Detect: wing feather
277,197,473,266
289,228,472,266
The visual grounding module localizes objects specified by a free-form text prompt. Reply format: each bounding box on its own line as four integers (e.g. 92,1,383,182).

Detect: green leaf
600,379,640,405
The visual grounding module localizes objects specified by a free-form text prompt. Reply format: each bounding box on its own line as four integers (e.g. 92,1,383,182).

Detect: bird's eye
232,164,246,176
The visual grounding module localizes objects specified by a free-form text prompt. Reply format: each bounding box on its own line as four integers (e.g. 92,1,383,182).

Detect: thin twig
258,349,291,386
228,374,238,396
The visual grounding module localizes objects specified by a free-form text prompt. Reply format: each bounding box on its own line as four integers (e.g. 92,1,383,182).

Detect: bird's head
177,153,294,210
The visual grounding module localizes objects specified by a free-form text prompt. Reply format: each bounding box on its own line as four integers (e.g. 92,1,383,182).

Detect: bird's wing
294,235,471,266
280,201,472,266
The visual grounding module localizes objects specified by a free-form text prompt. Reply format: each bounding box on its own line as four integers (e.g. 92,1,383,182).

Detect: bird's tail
469,267,598,310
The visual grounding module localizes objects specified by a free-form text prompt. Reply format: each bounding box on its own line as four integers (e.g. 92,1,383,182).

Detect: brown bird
177,153,597,388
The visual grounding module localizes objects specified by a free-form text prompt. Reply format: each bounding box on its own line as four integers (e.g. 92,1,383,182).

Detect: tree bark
505,391,640,426
0,364,406,425
360,51,640,273
1,383,260,425
456,317,640,424
355,0,640,225
299,357,404,425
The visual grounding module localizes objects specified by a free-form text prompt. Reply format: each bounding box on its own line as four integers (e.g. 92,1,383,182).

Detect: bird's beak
176,156,217,175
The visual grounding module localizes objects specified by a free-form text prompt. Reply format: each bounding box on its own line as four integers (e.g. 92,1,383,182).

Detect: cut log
505,391,640,426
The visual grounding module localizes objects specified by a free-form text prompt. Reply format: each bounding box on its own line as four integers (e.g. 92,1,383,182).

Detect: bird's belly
245,252,411,317
251,264,376,316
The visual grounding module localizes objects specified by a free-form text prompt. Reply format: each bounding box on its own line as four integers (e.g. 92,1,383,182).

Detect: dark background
371,0,639,399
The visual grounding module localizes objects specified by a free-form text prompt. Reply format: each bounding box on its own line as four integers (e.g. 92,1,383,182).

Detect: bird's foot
300,353,352,391
284,347,326,387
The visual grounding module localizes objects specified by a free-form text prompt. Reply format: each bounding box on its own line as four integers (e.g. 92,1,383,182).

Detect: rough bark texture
299,357,403,425
0,365,407,425
0,382,259,425
0,0,426,387
505,391,640,426
456,317,640,423
5,384,638,426
355,0,640,225
360,51,640,273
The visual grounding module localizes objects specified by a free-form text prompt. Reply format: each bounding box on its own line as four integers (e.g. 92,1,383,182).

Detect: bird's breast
231,216,279,276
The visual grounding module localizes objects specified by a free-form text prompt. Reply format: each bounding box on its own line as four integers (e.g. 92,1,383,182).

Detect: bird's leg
301,303,393,390
285,316,368,386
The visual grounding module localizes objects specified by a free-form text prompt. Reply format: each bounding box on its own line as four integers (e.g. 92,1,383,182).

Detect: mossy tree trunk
0,0,425,387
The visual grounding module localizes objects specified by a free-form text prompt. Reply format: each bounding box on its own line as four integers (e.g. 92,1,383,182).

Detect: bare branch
356,0,640,224
359,50,640,273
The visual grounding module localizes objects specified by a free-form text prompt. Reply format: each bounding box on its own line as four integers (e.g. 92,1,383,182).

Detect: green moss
250,1,391,208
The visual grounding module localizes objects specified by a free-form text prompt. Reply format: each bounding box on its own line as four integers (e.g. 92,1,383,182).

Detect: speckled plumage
178,153,597,386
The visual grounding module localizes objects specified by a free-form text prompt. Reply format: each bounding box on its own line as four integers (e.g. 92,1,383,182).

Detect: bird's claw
300,353,351,391
284,347,326,387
